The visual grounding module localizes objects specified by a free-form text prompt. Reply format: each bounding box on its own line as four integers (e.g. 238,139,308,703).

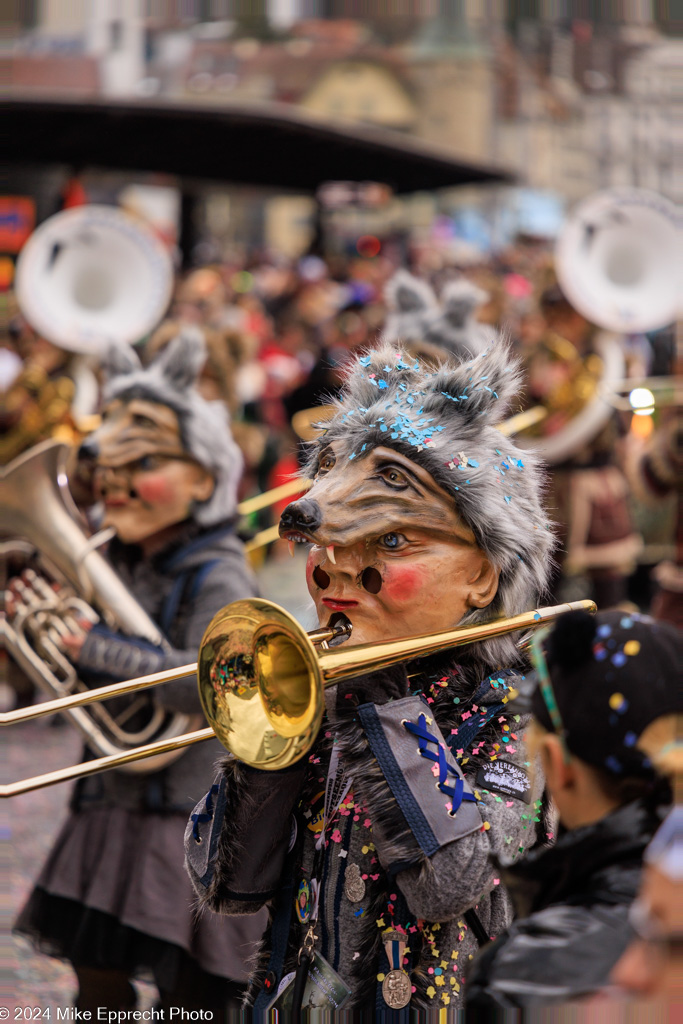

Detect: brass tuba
1,439,198,772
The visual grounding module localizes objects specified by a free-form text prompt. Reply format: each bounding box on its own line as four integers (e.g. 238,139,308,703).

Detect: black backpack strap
159,558,221,638
465,908,491,948
251,822,302,1018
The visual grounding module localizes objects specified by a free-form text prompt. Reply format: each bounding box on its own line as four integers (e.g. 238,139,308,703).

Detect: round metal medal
382,968,412,1009
344,862,366,903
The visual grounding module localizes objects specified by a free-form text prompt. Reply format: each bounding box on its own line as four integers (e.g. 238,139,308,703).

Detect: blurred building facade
5,2,682,218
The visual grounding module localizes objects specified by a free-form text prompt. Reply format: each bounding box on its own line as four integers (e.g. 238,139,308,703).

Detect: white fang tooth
326,545,336,564
288,540,296,558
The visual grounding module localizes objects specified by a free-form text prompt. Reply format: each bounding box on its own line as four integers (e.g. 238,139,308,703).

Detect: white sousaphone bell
555,188,681,335
517,188,681,465
15,204,174,354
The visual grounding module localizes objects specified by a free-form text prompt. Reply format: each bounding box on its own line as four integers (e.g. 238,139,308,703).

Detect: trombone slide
2,729,216,799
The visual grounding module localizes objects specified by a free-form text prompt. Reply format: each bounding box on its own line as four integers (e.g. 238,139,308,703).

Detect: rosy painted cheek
134,473,176,506
382,565,424,604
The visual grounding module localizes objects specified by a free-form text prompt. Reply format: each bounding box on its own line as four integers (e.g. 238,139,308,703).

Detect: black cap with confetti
531,610,682,778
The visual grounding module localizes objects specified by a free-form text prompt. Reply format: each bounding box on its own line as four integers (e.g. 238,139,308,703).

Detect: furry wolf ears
101,342,141,380
149,327,207,391
102,327,207,392
383,269,493,359
434,279,490,332
385,269,439,319
383,269,438,345
425,343,523,423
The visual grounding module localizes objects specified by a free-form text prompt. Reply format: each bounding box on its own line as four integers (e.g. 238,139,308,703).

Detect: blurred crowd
3,239,679,616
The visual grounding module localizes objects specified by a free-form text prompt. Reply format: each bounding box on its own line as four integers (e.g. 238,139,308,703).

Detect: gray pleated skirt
15,806,267,985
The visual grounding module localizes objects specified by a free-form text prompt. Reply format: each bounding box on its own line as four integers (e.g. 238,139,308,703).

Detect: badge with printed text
306,790,325,833
265,950,351,1014
295,879,311,924
475,760,532,803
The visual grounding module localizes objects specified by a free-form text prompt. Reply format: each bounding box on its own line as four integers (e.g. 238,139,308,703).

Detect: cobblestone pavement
5,549,312,1011
8,720,87,1009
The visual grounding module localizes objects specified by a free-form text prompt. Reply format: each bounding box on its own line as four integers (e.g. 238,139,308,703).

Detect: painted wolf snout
280,498,322,537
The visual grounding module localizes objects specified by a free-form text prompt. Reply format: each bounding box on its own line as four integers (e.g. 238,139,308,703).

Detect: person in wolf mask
15,330,267,1017
383,269,495,361
185,340,555,1014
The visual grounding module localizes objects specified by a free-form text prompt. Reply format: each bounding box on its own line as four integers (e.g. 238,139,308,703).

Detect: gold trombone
1,597,595,796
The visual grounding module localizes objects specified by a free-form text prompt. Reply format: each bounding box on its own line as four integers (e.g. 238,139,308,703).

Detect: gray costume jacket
185,656,545,1013
74,521,258,811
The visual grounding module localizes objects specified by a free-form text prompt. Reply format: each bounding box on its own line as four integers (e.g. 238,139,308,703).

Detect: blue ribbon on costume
389,938,402,970
402,714,479,815
191,783,220,842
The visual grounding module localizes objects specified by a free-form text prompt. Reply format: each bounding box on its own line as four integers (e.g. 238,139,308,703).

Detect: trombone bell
198,600,325,770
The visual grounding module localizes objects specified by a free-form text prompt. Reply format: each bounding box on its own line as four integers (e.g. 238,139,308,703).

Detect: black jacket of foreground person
466,796,665,1010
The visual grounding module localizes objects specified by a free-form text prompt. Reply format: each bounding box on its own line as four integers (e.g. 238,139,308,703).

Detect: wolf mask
83,328,242,528
383,270,495,359
281,341,554,670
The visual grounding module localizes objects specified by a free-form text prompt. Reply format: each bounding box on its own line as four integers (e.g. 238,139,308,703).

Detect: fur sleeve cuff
185,756,306,915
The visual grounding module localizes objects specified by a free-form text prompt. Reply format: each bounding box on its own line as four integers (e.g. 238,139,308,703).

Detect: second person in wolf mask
15,330,267,1017
186,339,555,1013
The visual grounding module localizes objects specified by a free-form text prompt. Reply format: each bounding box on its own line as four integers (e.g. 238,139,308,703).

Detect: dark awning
3,96,514,193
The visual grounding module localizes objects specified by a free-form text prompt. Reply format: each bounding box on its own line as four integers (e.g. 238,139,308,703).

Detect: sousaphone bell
15,204,174,355
516,188,682,464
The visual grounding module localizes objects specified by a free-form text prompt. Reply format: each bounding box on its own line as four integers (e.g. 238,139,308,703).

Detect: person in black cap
607,714,681,1008
465,609,682,1011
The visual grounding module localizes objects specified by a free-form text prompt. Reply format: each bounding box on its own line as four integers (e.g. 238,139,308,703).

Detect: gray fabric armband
358,696,483,861
78,624,167,680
